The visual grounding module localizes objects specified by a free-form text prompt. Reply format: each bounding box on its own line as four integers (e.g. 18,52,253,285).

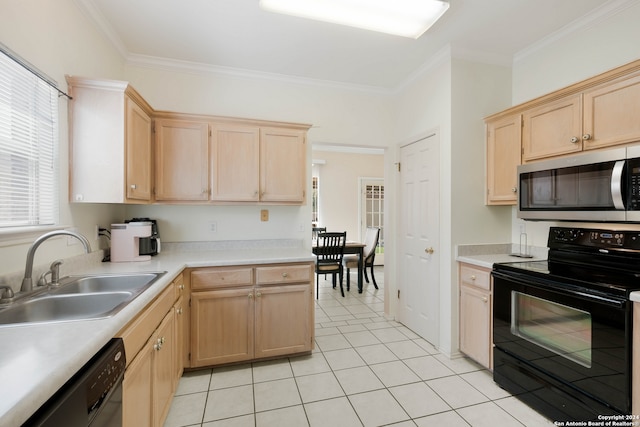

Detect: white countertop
0,247,314,427
456,243,640,303
455,243,548,269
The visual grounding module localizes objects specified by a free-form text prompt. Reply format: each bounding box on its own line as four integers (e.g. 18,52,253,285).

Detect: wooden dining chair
343,227,380,290
314,231,347,298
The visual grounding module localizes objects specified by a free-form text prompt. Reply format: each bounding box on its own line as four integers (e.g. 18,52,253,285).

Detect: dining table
313,240,366,293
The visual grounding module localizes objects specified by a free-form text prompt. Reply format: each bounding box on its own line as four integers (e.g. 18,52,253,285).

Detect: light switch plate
261,209,269,221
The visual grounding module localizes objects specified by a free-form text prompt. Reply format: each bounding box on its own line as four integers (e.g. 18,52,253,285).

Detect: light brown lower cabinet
189,262,314,368
119,274,183,427
458,263,493,369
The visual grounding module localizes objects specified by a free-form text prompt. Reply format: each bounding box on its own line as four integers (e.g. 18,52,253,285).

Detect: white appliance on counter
110,222,152,262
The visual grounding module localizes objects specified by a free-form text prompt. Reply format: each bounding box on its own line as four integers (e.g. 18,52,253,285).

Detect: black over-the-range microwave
517,145,640,222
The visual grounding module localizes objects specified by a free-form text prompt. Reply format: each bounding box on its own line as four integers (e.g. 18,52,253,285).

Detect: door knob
425,247,435,254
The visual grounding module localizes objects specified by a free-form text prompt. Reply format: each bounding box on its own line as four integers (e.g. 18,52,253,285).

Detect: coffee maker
126,218,161,256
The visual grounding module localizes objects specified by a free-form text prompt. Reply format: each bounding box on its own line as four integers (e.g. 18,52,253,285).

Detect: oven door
492,269,631,419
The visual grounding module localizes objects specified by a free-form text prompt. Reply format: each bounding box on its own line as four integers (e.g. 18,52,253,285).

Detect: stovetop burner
494,226,640,298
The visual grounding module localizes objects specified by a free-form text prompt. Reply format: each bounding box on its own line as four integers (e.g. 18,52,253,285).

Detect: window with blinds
0,50,58,228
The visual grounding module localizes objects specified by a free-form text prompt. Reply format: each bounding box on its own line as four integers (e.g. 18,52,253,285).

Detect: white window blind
0,50,58,228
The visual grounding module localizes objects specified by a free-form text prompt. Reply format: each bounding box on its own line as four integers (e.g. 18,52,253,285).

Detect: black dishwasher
23,338,126,427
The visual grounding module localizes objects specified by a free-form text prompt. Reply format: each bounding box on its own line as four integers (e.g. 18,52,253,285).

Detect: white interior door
398,133,440,346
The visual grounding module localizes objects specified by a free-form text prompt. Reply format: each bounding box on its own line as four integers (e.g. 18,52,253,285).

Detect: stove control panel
549,227,640,250
589,231,624,246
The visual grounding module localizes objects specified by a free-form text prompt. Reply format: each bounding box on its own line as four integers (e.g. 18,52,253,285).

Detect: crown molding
312,143,385,155
126,53,395,95
514,0,637,63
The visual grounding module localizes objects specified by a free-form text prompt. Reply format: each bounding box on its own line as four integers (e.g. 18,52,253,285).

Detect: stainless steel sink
0,292,133,325
53,273,162,295
0,272,165,326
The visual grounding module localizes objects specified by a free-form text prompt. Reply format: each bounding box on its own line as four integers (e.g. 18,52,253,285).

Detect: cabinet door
174,296,186,386
255,284,312,359
486,114,521,205
191,287,255,367
125,98,152,201
459,285,491,369
153,309,175,427
210,124,260,201
583,73,640,151
522,94,583,162
259,128,306,203
155,119,209,201
122,336,153,427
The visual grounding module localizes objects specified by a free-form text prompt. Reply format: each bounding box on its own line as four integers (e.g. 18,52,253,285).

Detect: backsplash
0,250,106,292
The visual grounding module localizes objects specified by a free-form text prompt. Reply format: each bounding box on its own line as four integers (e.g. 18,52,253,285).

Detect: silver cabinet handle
130,184,137,189
570,136,579,143
582,134,592,140
511,187,517,193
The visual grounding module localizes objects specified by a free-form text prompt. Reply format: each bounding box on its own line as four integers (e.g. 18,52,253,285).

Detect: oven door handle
492,270,627,308
611,160,625,210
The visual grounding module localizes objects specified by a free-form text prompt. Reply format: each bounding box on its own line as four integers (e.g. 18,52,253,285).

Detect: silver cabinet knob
582,134,592,140
130,184,137,189
570,136,579,143
425,247,434,254
511,187,517,193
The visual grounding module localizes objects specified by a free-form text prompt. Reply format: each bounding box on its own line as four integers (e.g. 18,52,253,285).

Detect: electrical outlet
209,221,217,233
261,210,269,222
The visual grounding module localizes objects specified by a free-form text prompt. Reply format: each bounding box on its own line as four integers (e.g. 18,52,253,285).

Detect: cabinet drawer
117,284,175,364
459,264,491,290
191,267,253,289
173,273,185,300
256,263,312,285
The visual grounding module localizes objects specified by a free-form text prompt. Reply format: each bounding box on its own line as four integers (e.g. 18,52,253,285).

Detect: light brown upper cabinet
260,127,307,203
523,70,640,163
67,76,153,203
67,77,310,205
486,59,640,205
522,94,583,162
154,118,210,202
210,124,261,201
159,117,309,204
582,73,640,151
486,114,521,205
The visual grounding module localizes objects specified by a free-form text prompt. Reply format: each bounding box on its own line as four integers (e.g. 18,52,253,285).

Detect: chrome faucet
21,230,92,292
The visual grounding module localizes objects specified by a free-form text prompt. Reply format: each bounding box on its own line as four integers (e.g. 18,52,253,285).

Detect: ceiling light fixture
259,0,449,39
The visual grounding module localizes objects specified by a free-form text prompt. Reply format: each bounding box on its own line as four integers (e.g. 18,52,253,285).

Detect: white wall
311,149,384,241
0,0,126,275
389,54,515,356
510,1,640,246
385,56,451,346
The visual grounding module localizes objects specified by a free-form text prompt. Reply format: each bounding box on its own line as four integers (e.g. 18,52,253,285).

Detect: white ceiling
78,0,619,92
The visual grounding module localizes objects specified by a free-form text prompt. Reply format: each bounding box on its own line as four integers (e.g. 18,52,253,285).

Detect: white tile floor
163,268,554,427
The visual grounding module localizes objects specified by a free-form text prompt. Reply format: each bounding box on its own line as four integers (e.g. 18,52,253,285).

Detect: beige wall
0,0,126,274
311,149,384,242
